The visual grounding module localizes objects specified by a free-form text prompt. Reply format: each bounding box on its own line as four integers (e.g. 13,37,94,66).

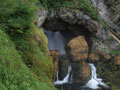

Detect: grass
0,0,56,89
0,30,55,90
11,26,54,83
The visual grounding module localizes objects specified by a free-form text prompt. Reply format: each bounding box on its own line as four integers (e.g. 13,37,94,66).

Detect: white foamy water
86,64,108,89
44,30,66,55
54,66,71,85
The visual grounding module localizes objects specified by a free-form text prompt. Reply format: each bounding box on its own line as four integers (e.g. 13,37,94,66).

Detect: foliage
0,30,55,90
39,0,102,21
0,0,56,90
11,26,54,83
0,0,37,34
97,61,120,89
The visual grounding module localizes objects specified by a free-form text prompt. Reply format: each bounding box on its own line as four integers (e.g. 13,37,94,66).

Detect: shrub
0,0,37,34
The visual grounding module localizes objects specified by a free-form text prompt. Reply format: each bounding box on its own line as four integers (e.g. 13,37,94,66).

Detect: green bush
0,30,45,90
0,0,37,34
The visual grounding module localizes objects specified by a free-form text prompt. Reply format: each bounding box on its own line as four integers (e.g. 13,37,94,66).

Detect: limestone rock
58,9,102,36
36,8,48,28
113,56,120,65
88,50,111,63
66,36,88,62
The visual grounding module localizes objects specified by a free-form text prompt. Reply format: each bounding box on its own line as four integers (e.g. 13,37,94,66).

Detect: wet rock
96,56,120,89
49,50,60,81
88,50,111,63
113,56,120,65
89,53,100,63
59,55,69,80
72,61,91,85
66,36,88,62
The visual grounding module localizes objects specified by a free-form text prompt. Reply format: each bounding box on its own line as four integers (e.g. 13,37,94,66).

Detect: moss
96,60,120,89
0,30,56,90
11,25,55,89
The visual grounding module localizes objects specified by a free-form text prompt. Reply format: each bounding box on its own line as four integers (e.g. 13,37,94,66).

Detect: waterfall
44,30,66,55
44,30,72,85
54,66,72,85
86,63,108,89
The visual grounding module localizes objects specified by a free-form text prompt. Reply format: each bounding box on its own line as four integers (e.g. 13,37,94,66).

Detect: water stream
44,30,66,55
54,66,72,85
44,30,108,89
86,64,108,89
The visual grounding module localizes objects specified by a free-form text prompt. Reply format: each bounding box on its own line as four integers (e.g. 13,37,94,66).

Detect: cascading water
44,30,72,85
85,64,108,89
44,29,108,89
54,66,72,85
44,30,66,55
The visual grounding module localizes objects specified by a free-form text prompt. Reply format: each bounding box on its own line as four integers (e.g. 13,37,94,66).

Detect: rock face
113,56,120,65
44,9,102,36
49,50,60,81
72,61,91,85
36,8,48,28
66,36,88,62
88,50,111,63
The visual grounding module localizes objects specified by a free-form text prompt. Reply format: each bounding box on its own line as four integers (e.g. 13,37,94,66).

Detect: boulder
88,50,111,63
113,56,120,65
66,36,88,62
49,50,60,81
72,61,91,85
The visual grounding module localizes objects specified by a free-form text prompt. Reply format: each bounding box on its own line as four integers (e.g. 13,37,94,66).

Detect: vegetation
0,30,55,90
97,61,120,89
0,0,56,90
39,0,101,21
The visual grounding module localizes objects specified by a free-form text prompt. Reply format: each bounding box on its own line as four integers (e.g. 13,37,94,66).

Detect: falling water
54,66,72,85
44,30,72,85
86,64,108,89
44,30,66,55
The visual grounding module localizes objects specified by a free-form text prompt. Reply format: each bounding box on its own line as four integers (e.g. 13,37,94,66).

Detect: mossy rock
96,60,120,89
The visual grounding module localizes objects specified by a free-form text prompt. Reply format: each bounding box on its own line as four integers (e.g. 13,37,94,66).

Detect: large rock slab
72,61,91,85
66,36,88,62
58,9,102,36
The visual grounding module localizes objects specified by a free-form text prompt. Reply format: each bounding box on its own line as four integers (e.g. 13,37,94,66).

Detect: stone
88,50,111,63
37,8,48,28
49,50,60,81
72,61,91,85
113,56,120,65
89,53,100,63
44,18,68,32
58,9,102,36
59,55,69,80
66,36,88,62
